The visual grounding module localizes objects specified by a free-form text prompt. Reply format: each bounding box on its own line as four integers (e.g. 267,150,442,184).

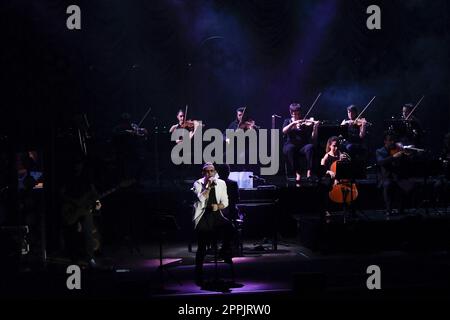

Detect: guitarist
61,158,101,268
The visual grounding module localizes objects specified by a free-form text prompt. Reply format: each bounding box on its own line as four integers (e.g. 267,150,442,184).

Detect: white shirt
192,177,229,228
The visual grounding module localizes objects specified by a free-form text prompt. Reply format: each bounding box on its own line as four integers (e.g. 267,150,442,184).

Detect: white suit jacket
192,177,229,228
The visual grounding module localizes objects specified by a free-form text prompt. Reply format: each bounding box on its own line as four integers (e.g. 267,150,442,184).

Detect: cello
328,156,359,204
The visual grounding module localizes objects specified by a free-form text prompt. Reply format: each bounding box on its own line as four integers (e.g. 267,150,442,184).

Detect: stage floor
3,208,450,301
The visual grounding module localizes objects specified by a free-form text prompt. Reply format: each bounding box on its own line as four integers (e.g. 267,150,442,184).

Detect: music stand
335,160,366,222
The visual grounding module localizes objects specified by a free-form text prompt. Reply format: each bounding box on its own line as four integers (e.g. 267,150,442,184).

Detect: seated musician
282,103,319,183
376,132,415,216
227,107,245,131
320,136,349,179
319,136,351,217
340,105,368,161
224,107,259,172
169,109,201,143
224,106,258,140
399,103,423,147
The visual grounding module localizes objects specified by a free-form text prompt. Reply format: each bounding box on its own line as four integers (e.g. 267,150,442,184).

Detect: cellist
321,136,348,179
319,136,350,217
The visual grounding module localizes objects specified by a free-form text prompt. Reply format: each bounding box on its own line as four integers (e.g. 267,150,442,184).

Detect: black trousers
195,210,234,277
283,143,314,173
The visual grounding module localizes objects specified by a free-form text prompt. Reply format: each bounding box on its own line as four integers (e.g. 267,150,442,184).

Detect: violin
341,118,372,127
237,106,259,130
294,118,321,129
180,105,204,131
126,123,148,137
239,119,260,130
131,123,148,136
180,119,202,130
389,143,424,157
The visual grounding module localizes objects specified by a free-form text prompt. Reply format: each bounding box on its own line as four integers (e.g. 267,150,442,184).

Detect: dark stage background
1,0,449,153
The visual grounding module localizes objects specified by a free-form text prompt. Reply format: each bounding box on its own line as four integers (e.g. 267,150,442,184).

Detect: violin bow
356,96,376,120
138,106,152,127
239,106,247,126
303,92,322,120
184,104,188,125
405,95,425,120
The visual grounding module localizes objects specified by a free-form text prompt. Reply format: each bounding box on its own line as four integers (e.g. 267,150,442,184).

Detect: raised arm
282,120,298,134
376,148,394,166
359,120,367,139
193,180,210,203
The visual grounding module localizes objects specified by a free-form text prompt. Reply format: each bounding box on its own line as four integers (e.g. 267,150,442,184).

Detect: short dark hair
176,109,184,116
236,107,245,113
289,103,301,113
347,105,358,113
402,103,413,110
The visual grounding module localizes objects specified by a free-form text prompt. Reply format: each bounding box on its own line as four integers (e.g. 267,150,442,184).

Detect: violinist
226,107,259,131
169,109,201,144
399,103,423,147
376,132,415,216
340,105,369,161
226,107,246,131
282,103,319,183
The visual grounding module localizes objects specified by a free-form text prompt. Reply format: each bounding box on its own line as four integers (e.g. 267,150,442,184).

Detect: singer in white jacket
192,163,234,285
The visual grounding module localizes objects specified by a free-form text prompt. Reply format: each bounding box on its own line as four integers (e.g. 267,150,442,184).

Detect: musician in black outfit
399,103,423,147
340,105,369,162
226,107,245,131
320,136,350,178
376,132,415,216
224,107,259,171
282,103,319,183
319,136,350,217
61,158,101,267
